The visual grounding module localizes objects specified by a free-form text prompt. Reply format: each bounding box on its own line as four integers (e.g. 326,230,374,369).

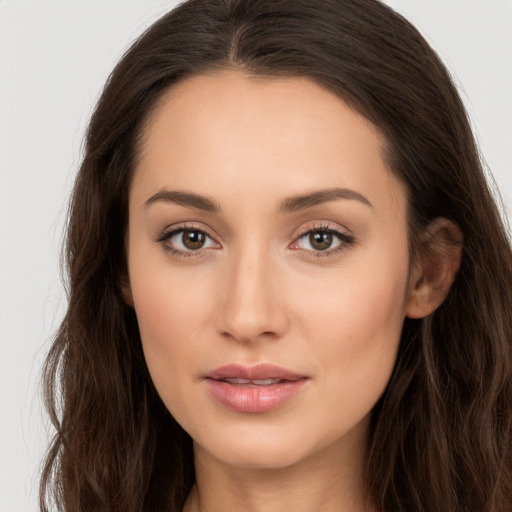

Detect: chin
206,440,309,470
192,420,345,471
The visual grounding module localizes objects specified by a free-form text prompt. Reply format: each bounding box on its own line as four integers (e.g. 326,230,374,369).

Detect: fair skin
124,70,461,512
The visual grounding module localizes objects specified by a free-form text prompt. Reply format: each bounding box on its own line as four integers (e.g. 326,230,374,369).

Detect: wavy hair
40,1,512,510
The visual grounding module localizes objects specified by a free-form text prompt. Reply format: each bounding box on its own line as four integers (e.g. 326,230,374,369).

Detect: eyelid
156,222,221,257
294,221,353,240
289,222,356,256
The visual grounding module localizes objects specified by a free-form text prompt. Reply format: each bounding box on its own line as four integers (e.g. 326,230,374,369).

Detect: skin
125,70,461,512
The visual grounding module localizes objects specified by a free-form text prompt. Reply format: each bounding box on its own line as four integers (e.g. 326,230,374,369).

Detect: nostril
219,329,279,343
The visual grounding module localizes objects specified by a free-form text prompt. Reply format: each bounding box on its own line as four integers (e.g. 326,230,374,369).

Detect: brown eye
290,226,355,255
159,227,219,255
182,229,206,250
309,230,333,251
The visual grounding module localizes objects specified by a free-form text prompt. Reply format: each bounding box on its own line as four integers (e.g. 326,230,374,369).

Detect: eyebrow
278,187,373,213
144,187,372,213
144,190,220,212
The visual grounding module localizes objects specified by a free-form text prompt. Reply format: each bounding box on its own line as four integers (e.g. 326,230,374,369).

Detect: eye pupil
309,230,333,250
182,229,205,250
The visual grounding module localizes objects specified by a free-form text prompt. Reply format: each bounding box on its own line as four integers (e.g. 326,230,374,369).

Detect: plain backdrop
1,1,511,510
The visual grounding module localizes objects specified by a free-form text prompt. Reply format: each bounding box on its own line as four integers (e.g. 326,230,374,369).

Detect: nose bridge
217,238,286,342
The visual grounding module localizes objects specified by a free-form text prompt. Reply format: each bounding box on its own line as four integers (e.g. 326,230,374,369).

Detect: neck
183,428,374,512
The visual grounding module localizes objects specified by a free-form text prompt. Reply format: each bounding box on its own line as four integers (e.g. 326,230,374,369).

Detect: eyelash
156,223,219,259
292,223,356,258
156,223,356,259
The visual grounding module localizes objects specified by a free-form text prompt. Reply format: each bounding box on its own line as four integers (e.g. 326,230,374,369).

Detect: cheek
128,254,216,408
297,237,409,348
323,278,405,380
297,244,409,420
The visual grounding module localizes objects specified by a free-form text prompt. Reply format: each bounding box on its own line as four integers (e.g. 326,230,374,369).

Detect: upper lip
206,363,307,381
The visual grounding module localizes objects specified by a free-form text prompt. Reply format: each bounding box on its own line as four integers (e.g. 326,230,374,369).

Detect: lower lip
206,378,309,413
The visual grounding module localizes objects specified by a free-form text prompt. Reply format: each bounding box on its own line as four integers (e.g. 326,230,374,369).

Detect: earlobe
119,276,134,307
405,218,463,319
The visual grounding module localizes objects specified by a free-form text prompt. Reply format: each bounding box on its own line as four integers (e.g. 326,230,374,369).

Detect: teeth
224,378,282,385
224,378,251,384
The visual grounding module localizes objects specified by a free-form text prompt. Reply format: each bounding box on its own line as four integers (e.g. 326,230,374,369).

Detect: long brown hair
40,1,512,510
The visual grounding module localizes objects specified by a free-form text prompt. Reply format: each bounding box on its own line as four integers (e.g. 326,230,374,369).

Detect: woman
40,0,512,511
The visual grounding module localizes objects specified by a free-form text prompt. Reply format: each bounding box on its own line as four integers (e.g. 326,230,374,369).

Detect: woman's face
126,70,414,470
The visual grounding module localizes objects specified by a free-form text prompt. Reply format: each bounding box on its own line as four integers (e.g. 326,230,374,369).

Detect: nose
215,245,289,343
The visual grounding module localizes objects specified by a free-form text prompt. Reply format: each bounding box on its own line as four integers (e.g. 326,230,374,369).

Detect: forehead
132,70,405,217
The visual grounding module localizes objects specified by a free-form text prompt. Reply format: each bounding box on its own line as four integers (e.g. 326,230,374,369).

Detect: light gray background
1,1,511,510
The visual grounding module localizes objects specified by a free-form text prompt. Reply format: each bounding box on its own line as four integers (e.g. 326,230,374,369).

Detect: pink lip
205,363,309,413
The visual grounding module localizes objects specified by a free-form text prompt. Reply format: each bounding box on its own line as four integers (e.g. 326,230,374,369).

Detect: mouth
206,362,307,382
205,363,309,413
221,377,292,387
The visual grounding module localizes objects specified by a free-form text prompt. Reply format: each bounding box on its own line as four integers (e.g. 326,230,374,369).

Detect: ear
405,218,463,319
119,275,134,307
